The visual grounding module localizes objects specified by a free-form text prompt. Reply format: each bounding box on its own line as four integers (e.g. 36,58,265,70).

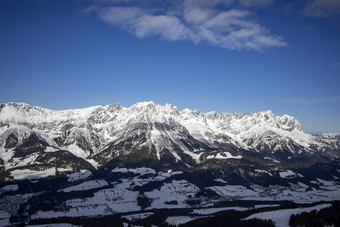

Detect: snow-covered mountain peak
125,102,181,120
220,110,303,133
0,102,46,125
129,101,155,110
180,108,205,120
256,110,274,119
106,103,124,111
163,103,179,115
0,102,102,126
205,111,221,120
276,115,303,133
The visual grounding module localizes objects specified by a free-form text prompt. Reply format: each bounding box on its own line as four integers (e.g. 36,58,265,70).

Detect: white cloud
198,9,286,50
89,6,143,27
93,0,136,4
304,0,340,17
183,0,234,9
239,0,274,7
133,15,194,41
85,0,287,51
204,10,252,29
183,7,216,24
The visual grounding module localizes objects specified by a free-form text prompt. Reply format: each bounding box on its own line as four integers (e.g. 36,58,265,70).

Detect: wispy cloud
84,0,287,51
334,62,340,68
304,0,340,18
239,0,274,8
285,0,340,18
279,96,340,104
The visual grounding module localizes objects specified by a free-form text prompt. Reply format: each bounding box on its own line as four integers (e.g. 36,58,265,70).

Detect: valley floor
0,166,340,226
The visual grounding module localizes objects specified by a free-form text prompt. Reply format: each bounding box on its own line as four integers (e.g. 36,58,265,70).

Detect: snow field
166,216,198,226
0,184,18,193
123,212,153,221
192,206,248,215
11,168,56,180
244,203,331,227
145,180,200,209
59,179,108,192
208,185,259,199
67,170,92,182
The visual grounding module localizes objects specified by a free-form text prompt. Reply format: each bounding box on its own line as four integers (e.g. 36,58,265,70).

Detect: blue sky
0,0,340,133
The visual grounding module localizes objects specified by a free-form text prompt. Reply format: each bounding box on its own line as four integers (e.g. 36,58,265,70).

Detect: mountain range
0,101,339,180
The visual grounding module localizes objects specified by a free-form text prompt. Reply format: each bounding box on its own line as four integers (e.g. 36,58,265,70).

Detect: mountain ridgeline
0,101,339,180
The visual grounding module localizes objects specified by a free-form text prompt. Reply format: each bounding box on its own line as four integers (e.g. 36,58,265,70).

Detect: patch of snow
254,204,280,209
279,170,302,179
145,180,199,209
67,170,92,182
264,157,280,163
65,144,90,159
207,152,242,159
207,185,258,199
111,167,156,176
317,178,335,187
255,169,273,176
57,168,73,172
59,180,108,192
11,168,56,180
192,206,248,215
123,212,153,221
214,179,227,184
297,182,309,188
166,216,197,226
44,146,59,152
87,159,99,169
0,184,18,193
153,170,183,181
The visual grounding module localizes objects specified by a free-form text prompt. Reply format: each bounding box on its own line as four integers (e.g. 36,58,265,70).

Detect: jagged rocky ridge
0,101,339,180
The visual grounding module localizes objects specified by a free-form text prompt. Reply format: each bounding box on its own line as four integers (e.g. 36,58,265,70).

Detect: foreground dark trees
289,201,340,227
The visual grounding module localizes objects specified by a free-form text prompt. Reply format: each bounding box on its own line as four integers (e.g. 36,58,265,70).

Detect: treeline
289,201,340,227
181,209,275,227
25,216,125,227
183,216,274,227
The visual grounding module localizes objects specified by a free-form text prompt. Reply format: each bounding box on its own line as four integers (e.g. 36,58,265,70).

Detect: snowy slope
244,203,331,227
